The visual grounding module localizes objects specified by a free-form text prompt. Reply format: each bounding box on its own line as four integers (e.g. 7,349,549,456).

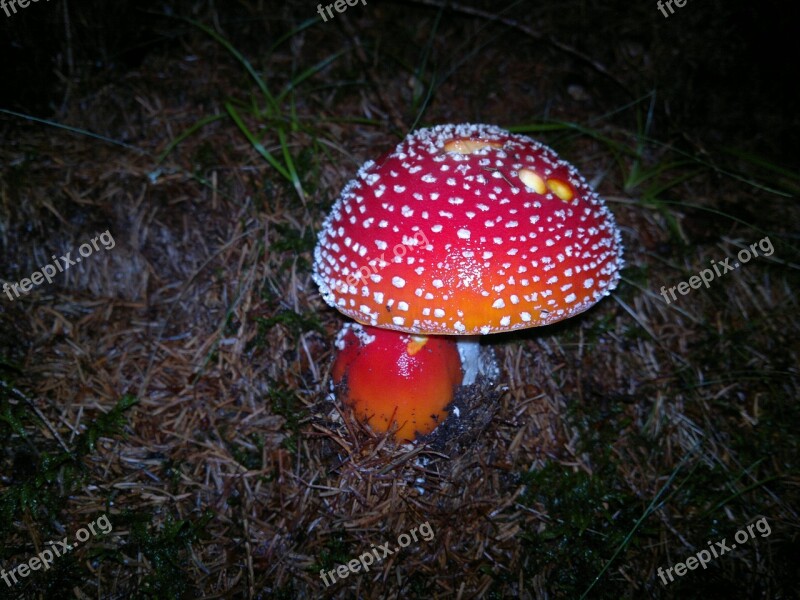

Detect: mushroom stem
456,336,481,385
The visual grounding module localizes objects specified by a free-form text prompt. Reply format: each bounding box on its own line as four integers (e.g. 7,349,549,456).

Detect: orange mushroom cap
332,323,462,441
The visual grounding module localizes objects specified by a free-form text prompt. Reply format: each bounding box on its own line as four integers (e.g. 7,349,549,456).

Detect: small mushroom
332,323,462,441
314,124,623,437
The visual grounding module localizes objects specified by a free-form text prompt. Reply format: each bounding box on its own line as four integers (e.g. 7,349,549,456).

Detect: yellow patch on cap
444,139,503,154
546,178,574,202
518,168,547,194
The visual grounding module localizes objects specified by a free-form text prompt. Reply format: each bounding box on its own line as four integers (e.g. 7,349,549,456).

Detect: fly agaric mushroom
332,322,462,441
314,123,623,432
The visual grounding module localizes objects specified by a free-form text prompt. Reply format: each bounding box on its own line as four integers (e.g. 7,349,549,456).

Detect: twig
0,380,72,454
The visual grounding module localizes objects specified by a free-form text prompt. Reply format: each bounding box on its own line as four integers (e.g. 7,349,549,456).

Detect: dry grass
1,1,798,598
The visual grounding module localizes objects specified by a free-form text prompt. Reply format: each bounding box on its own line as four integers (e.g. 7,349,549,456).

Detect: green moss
0,377,137,596
312,532,350,572
517,459,649,599
256,309,321,340
271,222,316,255
513,400,658,598
227,433,266,471
122,509,213,599
513,360,799,599
268,384,303,453
0,392,137,538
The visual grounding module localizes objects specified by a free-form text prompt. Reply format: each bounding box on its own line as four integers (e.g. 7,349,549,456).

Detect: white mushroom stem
456,336,481,385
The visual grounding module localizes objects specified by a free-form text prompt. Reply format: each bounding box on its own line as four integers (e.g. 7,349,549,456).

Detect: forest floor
1,1,798,598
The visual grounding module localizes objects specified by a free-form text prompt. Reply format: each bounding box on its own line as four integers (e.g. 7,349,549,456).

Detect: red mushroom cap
313,124,623,335
331,323,462,441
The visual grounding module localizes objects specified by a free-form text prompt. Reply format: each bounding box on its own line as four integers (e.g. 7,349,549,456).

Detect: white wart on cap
313,123,624,335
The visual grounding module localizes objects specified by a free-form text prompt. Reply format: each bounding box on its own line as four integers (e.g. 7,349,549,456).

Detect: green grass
157,17,348,205
510,90,799,205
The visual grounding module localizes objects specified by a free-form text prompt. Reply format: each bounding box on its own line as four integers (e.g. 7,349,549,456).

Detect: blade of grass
157,113,226,163
723,147,800,181
579,440,701,600
267,17,320,55
702,474,783,518
277,50,345,104
0,108,147,155
722,146,800,195
185,18,278,112
276,125,305,203
640,167,703,199
224,101,292,181
625,160,694,191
